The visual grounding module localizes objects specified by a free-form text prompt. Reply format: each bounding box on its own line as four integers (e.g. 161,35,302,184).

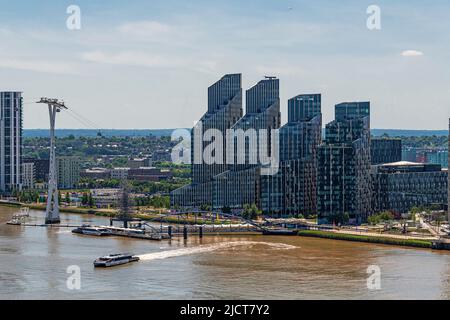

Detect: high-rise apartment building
212,77,280,210
371,137,402,165
0,92,23,193
317,102,372,224
261,94,322,216
171,74,243,208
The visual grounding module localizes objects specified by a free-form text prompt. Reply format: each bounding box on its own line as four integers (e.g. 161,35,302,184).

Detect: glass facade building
371,138,402,165
426,150,448,169
372,161,448,214
212,77,280,210
317,102,372,224
261,94,322,216
0,92,23,193
171,74,243,209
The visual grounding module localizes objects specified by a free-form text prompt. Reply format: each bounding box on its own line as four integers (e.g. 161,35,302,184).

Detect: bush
368,211,394,225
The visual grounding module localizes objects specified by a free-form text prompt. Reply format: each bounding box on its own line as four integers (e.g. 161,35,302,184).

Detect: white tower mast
36,98,67,224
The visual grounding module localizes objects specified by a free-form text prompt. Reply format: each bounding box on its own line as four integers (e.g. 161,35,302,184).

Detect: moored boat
72,225,112,236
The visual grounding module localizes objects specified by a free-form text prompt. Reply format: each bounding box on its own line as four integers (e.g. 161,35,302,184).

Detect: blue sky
0,0,449,129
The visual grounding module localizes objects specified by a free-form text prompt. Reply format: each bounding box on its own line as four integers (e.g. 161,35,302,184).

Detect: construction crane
36,98,67,224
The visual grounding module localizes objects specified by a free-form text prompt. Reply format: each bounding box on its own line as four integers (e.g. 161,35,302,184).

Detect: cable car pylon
36,98,67,224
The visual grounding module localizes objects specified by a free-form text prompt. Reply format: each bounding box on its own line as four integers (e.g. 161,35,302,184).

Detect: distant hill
23,128,448,138
371,129,448,137
23,129,183,138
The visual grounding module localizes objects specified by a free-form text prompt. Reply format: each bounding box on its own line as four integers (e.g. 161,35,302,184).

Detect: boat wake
137,241,296,262
55,230,72,234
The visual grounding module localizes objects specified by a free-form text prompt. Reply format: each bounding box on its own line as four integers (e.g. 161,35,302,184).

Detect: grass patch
0,201,242,226
297,229,432,249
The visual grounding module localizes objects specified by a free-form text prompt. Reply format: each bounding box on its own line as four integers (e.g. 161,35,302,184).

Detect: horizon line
23,127,450,131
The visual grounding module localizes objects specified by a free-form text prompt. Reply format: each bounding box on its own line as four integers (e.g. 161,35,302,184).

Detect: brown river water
1,206,450,300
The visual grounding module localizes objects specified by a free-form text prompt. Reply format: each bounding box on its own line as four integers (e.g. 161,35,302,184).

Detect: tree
367,211,394,225
242,204,262,220
81,192,89,206
149,196,170,209
88,193,95,208
65,192,71,205
200,204,211,211
379,211,394,221
368,215,380,226
222,206,231,214
329,212,350,225
342,212,350,224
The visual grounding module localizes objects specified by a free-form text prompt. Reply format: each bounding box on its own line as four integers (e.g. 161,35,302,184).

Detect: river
1,206,450,300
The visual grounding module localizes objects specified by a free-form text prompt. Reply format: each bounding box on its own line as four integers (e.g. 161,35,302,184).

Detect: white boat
72,225,112,236
94,253,140,268
6,220,22,225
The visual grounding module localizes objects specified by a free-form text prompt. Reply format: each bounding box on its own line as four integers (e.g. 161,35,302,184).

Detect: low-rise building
110,167,129,180
426,150,448,169
152,150,172,162
80,168,111,180
402,147,418,162
128,167,172,182
127,157,152,169
372,161,448,214
90,188,122,208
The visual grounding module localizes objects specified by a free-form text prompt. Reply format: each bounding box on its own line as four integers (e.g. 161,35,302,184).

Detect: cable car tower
36,98,67,224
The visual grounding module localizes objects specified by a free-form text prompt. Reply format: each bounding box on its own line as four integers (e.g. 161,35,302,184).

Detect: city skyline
1,1,450,305
0,0,449,130
171,73,448,226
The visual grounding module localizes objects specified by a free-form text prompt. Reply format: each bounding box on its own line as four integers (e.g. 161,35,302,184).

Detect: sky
0,0,449,130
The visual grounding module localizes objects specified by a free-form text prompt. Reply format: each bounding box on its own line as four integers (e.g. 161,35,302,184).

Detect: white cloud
0,57,80,75
0,28,14,36
117,21,172,38
81,50,219,75
116,20,197,46
82,51,182,68
255,65,303,77
401,50,424,57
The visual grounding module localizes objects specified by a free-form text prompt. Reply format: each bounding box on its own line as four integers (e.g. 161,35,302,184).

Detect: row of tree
134,195,170,208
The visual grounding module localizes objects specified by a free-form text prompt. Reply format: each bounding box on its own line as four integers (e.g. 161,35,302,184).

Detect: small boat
72,225,112,236
94,253,140,268
6,220,22,225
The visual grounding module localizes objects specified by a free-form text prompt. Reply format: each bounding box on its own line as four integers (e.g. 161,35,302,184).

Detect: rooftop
382,161,422,167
